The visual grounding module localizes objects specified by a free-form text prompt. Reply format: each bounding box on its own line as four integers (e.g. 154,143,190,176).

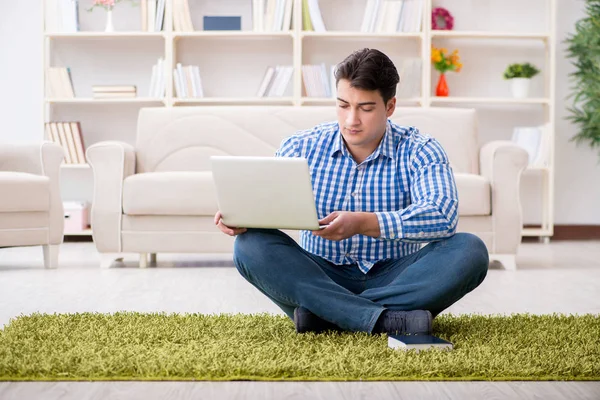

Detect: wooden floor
0,240,599,399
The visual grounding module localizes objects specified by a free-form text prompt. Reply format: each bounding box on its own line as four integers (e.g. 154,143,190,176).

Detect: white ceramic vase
105,9,114,32
510,78,530,98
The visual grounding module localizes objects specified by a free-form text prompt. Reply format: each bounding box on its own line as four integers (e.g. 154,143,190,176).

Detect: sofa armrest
0,141,64,175
86,141,136,252
479,140,529,254
0,142,65,244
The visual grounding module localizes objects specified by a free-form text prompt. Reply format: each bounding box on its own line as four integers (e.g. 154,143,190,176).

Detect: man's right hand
214,211,247,236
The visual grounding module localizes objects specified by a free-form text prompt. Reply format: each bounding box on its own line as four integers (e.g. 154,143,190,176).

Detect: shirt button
390,234,396,239
352,192,357,196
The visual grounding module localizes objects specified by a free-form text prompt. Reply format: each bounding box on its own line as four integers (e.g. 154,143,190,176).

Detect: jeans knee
233,229,289,279
233,230,263,275
453,232,489,282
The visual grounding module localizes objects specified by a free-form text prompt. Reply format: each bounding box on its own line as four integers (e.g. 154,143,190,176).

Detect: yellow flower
431,46,462,72
431,48,442,63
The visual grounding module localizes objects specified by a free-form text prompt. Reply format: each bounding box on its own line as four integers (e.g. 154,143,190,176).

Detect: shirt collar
330,120,395,161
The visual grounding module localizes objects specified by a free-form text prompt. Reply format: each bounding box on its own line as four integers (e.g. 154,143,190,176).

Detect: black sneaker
374,310,433,335
293,307,344,334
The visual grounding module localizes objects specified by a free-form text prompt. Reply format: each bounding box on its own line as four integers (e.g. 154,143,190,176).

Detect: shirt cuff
374,212,403,240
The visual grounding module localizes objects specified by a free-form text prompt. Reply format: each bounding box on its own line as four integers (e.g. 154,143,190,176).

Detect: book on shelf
388,334,453,352
92,85,137,98
45,0,79,33
253,0,294,32
92,85,137,93
148,58,166,98
173,63,204,98
140,0,166,32
46,67,75,98
302,0,326,32
396,58,422,98
257,65,293,97
173,0,195,31
306,0,326,32
45,122,87,165
93,92,137,98
302,64,336,98
511,125,550,168
204,16,242,31
361,0,423,33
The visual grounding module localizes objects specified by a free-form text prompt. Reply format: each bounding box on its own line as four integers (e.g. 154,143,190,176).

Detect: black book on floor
388,334,453,352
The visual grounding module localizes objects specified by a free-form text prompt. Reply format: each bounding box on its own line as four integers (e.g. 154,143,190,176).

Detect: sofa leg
490,254,517,271
43,245,59,269
150,253,157,265
139,253,148,269
100,253,124,269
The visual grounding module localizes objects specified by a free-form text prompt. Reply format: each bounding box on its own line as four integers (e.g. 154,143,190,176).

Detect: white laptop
210,156,326,230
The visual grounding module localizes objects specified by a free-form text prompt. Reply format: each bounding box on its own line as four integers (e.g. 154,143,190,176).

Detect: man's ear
386,97,397,118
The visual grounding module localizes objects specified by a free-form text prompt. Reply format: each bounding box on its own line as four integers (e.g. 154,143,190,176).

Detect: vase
510,78,530,98
105,9,114,32
436,73,449,97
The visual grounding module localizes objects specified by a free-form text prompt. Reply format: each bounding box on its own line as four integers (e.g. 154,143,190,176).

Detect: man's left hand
312,211,380,241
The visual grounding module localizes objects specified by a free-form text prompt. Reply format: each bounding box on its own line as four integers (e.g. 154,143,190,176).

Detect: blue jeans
233,229,489,333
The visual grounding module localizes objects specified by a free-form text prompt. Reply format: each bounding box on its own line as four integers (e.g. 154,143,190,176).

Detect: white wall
0,0,598,224
0,1,43,145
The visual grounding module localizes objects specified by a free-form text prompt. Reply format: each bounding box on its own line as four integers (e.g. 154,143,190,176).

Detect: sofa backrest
135,106,479,174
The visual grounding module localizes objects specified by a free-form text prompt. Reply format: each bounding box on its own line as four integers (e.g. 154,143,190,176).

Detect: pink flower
94,0,115,6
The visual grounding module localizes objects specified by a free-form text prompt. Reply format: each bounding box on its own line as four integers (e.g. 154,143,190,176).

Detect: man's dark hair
334,48,400,105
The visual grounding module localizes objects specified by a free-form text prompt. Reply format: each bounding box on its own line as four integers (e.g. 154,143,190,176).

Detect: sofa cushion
0,172,50,212
122,171,490,217
455,173,490,216
122,171,218,216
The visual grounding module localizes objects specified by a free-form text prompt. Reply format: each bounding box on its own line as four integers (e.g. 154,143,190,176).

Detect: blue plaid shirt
275,119,459,274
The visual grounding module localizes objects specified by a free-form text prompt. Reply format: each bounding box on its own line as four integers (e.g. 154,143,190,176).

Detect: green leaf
564,0,600,161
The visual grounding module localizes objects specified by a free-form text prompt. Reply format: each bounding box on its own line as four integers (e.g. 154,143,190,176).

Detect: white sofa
86,106,528,270
0,142,64,268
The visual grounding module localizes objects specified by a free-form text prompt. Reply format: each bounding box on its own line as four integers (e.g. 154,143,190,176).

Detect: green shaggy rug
0,312,598,381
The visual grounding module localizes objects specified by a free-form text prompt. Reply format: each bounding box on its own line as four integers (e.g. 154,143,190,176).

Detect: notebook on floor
388,334,453,352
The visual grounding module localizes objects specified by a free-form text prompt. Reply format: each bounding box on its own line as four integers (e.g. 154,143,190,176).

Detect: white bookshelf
43,0,556,239
430,97,551,105
45,98,166,104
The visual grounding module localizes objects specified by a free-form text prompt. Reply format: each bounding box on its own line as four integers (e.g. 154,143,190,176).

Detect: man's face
335,79,396,158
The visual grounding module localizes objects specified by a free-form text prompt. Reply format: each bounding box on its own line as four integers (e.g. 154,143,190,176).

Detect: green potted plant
503,63,540,98
565,0,600,159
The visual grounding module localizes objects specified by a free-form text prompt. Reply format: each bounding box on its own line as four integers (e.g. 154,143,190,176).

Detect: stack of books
148,58,166,98
257,65,294,97
45,0,79,33
396,58,422,98
361,0,424,33
44,122,86,165
92,85,137,99
511,125,550,168
173,0,195,31
46,67,75,98
173,63,203,98
302,64,336,98
141,0,166,32
301,0,326,32
252,0,294,32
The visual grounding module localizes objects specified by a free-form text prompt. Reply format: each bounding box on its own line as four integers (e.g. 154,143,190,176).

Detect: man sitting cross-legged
214,48,489,335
